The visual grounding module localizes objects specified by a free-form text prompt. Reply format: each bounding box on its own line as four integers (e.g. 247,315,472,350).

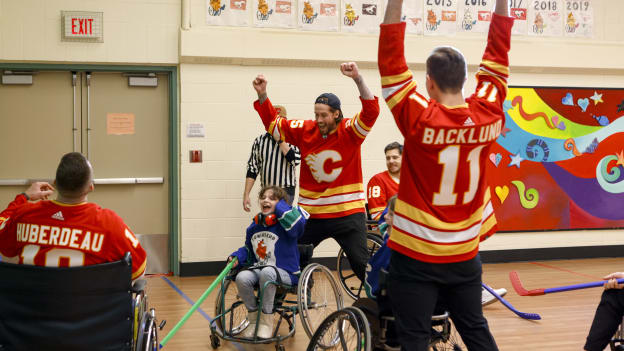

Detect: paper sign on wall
206,0,249,26
508,0,528,35
299,0,339,31
341,0,382,33
424,0,457,36
563,0,593,38
527,0,563,37
457,0,494,33
253,0,296,28
107,113,135,135
187,123,206,138
401,0,424,35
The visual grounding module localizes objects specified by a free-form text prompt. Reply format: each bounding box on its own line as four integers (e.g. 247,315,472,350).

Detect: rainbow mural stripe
488,87,624,231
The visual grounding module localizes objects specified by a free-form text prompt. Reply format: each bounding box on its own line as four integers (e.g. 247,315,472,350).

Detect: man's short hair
384,142,403,155
55,152,92,196
426,46,467,94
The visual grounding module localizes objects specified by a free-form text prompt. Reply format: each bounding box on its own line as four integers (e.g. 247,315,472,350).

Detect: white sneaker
257,312,274,339
481,286,507,306
240,311,259,338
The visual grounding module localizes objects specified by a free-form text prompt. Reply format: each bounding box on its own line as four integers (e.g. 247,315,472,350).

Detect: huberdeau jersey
378,14,514,263
254,97,380,219
367,171,399,220
0,194,147,280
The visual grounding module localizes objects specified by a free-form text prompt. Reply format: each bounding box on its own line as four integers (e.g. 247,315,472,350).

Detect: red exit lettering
71,18,94,35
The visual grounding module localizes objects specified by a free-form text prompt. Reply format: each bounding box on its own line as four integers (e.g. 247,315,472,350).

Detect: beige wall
0,0,180,64
179,0,624,263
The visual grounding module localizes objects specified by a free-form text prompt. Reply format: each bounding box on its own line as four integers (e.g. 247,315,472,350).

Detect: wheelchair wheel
429,314,464,351
337,233,383,300
132,291,148,350
214,277,249,337
306,308,364,351
136,309,159,351
298,263,344,342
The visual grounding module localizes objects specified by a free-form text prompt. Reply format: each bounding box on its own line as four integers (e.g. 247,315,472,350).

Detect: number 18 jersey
378,14,514,263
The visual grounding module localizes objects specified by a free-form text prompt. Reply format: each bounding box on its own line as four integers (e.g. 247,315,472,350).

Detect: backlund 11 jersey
254,97,380,219
0,194,147,280
367,171,399,221
378,14,514,263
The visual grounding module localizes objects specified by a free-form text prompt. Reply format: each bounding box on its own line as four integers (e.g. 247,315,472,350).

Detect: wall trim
178,245,624,276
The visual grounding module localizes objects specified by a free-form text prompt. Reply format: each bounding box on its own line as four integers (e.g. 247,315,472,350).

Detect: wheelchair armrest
131,279,147,294
298,244,314,267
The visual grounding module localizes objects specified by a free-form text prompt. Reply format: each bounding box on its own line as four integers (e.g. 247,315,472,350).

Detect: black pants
585,289,624,351
388,251,498,351
299,212,368,281
284,186,296,205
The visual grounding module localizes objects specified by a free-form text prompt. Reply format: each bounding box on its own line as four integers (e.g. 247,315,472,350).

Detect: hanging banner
457,0,494,33
299,0,339,31
563,0,593,38
401,0,424,35
508,0,528,35
341,0,382,33
424,0,458,36
206,0,249,26
253,0,296,27
527,0,563,37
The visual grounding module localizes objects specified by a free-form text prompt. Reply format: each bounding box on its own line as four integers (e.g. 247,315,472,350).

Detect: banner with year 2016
508,0,528,35
206,0,250,26
527,0,563,37
563,0,593,38
424,0,458,36
457,0,494,33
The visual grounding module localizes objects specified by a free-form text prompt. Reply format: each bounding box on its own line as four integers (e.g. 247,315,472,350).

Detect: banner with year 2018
457,0,494,33
341,0,382,33
527,0,563,37
299,0,339,31
424,0,458,36
206,0,250,26
508,0,528,35
563,0,593,38
253,0,297,28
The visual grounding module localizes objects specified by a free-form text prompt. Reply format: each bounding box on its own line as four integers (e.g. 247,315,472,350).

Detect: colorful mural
488,87,624,231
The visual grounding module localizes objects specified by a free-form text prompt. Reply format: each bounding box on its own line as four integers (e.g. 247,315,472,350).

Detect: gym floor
147,257,622,351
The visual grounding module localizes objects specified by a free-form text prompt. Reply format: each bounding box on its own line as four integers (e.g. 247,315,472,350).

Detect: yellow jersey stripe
299,183,363,198
355,113,372,132
381,70,413,86
481,60,509,76
390,227,480,257
351,121,366,139
132,258,147,280
301,200,366,214
386,81,417,110
478,211,497,235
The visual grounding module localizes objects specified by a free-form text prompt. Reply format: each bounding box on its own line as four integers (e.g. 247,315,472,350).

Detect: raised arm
383,0,402,24
341,62,380,143
494,0,509,17
341,62,374,100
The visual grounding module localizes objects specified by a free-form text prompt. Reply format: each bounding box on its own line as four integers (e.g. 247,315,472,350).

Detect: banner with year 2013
424,0,458,36
457,0,494,33
528,0,563,37
563,0,593,38
508,0,528,35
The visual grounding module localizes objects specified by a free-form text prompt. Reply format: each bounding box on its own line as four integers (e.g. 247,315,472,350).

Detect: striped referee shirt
246,133,300,188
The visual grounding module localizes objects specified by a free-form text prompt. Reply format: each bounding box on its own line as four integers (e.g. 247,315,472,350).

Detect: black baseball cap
315,93,341,111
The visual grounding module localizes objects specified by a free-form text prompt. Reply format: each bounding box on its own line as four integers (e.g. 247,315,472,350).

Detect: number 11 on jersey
433,145,485,206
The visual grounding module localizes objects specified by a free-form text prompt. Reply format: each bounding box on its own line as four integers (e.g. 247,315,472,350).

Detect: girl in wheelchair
227,185,309,339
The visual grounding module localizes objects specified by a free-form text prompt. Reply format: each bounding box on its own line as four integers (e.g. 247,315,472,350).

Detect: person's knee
236,271,254,286
259,267,278,282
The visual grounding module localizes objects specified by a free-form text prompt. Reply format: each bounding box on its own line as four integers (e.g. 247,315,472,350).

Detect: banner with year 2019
206,0,250,26
457,0,494,33
424,0,458,36
527,0,563,37
508,0,528,35
563,0,593,38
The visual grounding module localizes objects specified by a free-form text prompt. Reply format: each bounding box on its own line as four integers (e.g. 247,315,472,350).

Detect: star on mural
618,100,624,113
590,91,603,105
508,153,524,168
617,150,624,167
500,127,512,137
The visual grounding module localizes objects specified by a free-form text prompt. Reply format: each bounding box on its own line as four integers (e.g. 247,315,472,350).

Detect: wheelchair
0,253,163,351
209,244,344,351
306,306,372,351
611,317,624,351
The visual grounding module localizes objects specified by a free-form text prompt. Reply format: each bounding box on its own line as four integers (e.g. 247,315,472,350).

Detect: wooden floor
146,257,624,351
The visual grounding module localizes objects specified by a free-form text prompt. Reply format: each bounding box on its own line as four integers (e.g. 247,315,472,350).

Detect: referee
243,105,301,210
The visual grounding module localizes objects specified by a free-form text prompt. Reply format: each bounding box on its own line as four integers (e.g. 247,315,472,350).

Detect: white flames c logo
305,150,342,183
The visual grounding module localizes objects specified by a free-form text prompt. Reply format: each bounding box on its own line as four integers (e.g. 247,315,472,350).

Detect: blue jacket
364,222,391,300
230,200,309,284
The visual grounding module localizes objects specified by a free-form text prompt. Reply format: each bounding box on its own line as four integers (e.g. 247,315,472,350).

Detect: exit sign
61,11,103,42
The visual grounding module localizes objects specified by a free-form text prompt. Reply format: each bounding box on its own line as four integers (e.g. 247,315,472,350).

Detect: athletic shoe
257,312,274,339
240,310,259,338
481,286,507,306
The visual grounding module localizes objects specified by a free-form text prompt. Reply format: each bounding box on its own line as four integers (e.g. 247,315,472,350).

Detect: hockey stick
481,283,541,320
510,270,624,296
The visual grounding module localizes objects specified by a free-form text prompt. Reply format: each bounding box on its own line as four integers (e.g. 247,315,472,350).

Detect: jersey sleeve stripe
381,70,413,86
480,60,509,77
476,72,509,97
132,258,147,280
385,80,417,110
354,113,372,132
351,119,369,139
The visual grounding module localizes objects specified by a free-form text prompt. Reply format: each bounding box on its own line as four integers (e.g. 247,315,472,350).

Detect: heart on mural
495,185,509,204
578,98,590,112
561,93,574,106
551,116,566,130
489,153,502,167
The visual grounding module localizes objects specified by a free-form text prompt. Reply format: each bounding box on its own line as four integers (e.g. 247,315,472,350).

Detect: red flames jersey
0,194,147,279
254,97,380,218
367,171,399,221
378,14,514,263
